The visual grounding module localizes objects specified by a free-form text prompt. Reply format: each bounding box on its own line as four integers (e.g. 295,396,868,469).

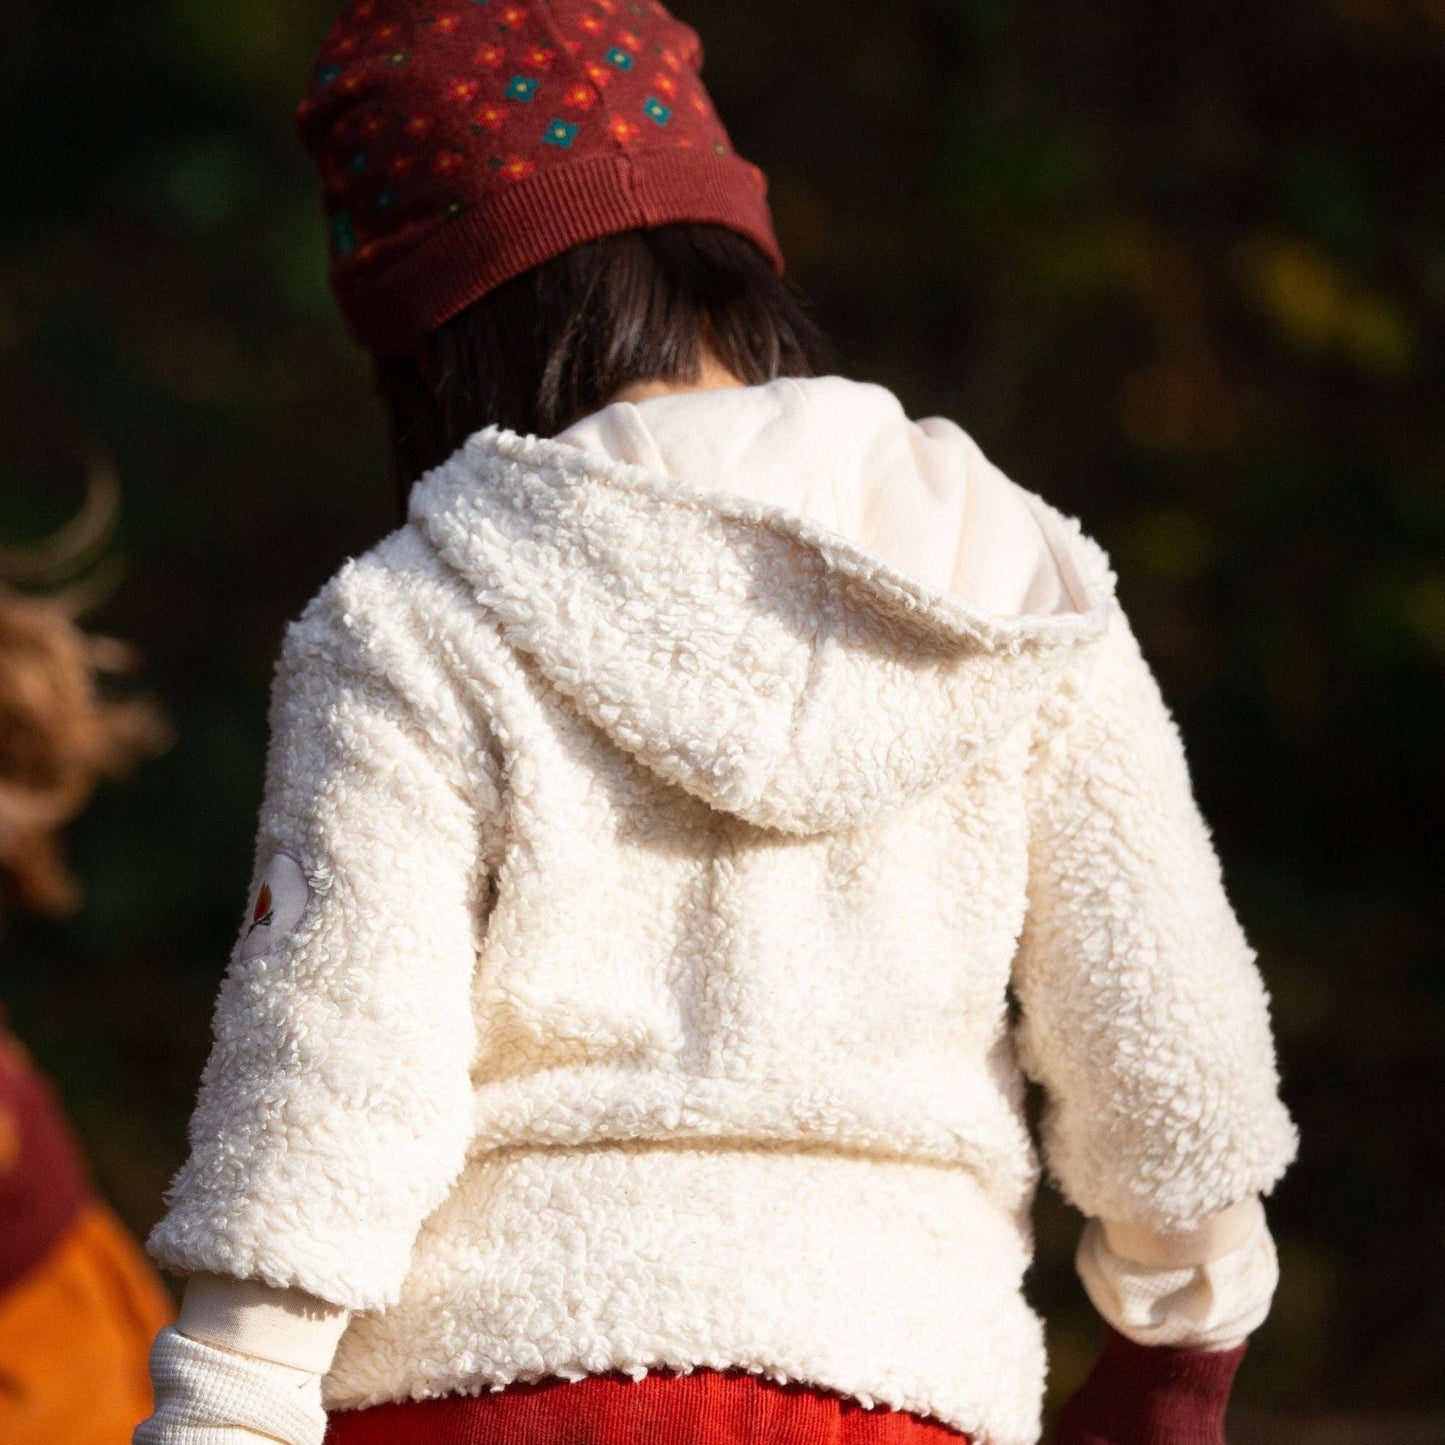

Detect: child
0,490,175,1444
135,2,1298,1443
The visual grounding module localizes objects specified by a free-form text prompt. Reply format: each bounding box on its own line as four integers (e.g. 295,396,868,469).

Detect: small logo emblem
238,853,311,961
247,883,274,936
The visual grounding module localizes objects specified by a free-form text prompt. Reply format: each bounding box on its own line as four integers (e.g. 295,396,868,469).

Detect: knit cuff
1076,1201,1278,1351
1054,1325,1246,1445
133,1326,329,1445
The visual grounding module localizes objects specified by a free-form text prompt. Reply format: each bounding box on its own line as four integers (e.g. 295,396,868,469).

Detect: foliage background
2,0,1442,1433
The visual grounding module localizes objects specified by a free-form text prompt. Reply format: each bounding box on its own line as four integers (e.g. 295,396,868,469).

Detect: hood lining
434,426,1119,655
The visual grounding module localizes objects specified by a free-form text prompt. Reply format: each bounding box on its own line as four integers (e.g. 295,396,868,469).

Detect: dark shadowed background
2,0,1442,1437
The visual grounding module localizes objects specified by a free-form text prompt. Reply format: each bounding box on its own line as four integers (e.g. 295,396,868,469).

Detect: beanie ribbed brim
333,147,783,358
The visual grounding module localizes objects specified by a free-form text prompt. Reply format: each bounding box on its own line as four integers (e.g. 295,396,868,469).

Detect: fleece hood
408,375,1118,835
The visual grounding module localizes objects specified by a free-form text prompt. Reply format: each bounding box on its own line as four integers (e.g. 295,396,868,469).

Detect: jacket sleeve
146,560,502,1313
1011,602,1297,1232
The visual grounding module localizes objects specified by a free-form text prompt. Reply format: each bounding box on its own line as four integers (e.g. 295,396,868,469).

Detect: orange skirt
324,1367,972,1444
0,1197,175,1445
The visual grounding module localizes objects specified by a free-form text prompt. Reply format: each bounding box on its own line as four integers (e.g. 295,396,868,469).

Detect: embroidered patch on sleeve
238,852,311,961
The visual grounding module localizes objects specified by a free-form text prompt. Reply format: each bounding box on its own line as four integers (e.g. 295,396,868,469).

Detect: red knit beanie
295,0,784,357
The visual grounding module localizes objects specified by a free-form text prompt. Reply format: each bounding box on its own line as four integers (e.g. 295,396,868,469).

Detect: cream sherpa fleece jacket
146,375,1297,1445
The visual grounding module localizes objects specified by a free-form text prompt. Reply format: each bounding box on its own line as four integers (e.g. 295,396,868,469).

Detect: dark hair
373,222,833,510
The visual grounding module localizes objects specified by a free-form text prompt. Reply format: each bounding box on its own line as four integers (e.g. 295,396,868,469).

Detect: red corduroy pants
324,1367,973,1443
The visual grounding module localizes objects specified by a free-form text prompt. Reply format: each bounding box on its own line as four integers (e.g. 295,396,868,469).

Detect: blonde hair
0,458,170,915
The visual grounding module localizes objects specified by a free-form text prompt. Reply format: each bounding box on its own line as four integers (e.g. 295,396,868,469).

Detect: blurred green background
2,0,1442,1435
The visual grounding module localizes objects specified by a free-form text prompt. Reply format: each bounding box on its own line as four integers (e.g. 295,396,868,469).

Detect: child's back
135,5,1296,1443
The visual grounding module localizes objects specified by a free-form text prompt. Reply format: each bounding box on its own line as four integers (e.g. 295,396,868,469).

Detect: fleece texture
147,376,1297,1445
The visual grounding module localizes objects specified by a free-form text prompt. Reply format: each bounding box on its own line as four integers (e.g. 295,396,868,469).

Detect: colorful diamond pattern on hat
295,0,746,269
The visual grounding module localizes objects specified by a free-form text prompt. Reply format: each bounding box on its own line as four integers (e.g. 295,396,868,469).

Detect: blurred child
137,3,1297,1443
0,472,174,1444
